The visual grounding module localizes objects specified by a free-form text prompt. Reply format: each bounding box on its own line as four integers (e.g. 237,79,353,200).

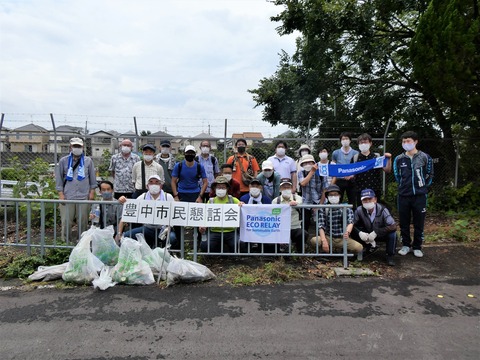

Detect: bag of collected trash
28,262,68,281
91,225,120,266
111,237,154,285
166,257,215,286
136,233,169,279
92,266,117,290
62,229,103,284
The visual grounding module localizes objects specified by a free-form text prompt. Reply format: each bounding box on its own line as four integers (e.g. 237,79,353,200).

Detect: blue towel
66,153,85,181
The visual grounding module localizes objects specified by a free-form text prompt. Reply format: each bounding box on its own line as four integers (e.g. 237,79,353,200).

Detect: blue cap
360,188,376,200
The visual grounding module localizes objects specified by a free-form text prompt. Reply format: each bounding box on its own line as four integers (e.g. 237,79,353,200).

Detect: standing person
155,139,177,196
55,137,97,242
267,140,297,192
226,138,260,197
89,180,123,235
297,154,324,232
117,175,177,249
295,144,312,194
394,131,434,258
331,132,359,207
171,145,208,203
209,163,241,199
256,160,281,199
351,189,397,266
272,178,306,253
131,144,164,199
351,133,392,206
318,145,335,193
195,140,220,202
108,139,140,199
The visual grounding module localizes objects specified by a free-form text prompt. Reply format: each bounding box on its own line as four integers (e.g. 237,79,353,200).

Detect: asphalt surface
0,245,479,359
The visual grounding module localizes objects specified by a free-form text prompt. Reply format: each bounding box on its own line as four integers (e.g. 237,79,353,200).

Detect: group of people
55,130,434,266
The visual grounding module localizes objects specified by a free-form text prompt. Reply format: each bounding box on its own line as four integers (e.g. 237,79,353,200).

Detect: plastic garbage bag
166,257,215,286
62,229,102,284
111,237,154,285
136,233,169,279
92,266,117,290
28,262,68,281
91,225,120,266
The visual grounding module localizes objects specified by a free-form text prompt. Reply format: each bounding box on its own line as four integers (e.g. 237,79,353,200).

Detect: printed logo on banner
187,203,207,227
318,164,329,177
240,204,291,244
374,156,385,168
120,200,139,223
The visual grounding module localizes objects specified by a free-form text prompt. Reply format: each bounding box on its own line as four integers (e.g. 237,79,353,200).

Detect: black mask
237,146,246,154
185,154,195,162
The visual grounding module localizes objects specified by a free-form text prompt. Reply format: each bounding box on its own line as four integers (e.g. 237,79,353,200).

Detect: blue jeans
123,226,177,249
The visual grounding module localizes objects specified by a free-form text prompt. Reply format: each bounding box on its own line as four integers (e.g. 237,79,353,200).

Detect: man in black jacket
351,189,397,266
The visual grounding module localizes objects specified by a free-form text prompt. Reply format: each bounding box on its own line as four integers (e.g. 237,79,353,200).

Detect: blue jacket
393,151,434,196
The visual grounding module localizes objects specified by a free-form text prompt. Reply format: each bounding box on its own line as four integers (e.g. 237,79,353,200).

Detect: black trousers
398,194,427,250
335,178,357,208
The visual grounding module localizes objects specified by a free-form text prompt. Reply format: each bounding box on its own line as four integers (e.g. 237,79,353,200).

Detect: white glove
359,231,369,241
159,226,170,241
368,231,377,242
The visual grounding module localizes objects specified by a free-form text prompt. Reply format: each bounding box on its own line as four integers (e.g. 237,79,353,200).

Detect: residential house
9,124,50,153
90,130,116,158
48,125,84,154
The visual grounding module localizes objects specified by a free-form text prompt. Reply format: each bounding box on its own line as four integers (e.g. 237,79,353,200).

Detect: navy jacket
393,151,434,196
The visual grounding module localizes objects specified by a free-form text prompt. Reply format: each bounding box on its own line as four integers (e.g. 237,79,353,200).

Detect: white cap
148,174,164,183
184,145,196,153
70,137,84,146
262,160,274,170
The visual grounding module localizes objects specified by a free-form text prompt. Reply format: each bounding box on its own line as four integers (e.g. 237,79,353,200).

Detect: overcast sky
0,0,298,138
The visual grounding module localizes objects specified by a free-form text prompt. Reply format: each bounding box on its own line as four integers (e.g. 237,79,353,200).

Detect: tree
140,130,151,136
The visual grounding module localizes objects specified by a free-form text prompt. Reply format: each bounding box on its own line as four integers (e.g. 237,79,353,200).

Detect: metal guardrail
0,198,354,268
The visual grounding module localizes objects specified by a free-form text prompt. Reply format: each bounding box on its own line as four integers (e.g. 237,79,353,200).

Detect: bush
429,182,480,212
1,167,20,181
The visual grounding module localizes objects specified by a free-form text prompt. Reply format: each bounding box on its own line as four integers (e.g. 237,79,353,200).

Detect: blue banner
317,156,387,177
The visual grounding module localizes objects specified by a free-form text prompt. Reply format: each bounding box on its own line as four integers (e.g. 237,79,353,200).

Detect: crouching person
351,189,397,266
272,178,307,253
116,175,177,249
311,184,363,259
200,176,242,253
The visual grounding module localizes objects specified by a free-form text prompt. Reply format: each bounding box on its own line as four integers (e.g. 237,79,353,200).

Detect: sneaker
413,249,424,258
398,246,410,256
387,255,395,266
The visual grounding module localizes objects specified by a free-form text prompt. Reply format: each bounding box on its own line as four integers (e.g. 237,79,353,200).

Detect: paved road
1,274,478,359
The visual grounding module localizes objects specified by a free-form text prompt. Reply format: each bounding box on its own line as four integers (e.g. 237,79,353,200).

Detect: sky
0,0,298,138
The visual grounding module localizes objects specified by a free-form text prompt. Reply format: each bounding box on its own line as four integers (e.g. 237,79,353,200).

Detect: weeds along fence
0,198,355,268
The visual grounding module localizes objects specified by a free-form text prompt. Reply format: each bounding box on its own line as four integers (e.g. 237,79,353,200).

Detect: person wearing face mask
267,140,297,193
295,144,312,194
351,133,392,206
239,178,272,204
171,145,208,203
109,139,141,199
297,154,324,232
195,140,220,202
199,176,243,253
89,180,123,235
350,189,397,266
311,185,363,259
256,160,281,199
393,131,434,258
56,137,97,242
226,138,260,196
155,139,177,196
318,145,335,193
131,144,164,199
331,132,359,207
117,175,177,249
209,164,241,199
271,178,306,253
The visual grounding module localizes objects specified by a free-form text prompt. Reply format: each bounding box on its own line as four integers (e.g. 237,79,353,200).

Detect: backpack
276,194,302,220
177,160,202,180
210,195,234,204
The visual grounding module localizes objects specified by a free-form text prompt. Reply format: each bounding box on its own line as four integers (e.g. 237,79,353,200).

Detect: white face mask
319,152,328,160
201,147,210,154
216,188,227,198
223,174,232,182
276,148,286,156
303,165,313,172
359,143,370,152
250,187,261,197
72,148,83,156
161,148,170,155
263,170,273,178
328,195,340,204
300,150,309,157
149,184,161,195
341,139,351,147
362,202,375,210
402,142,415,152
143,155,154,162
281,189,292,199
121,146,131,154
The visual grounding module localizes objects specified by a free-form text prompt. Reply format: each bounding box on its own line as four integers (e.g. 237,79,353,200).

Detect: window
24,145,33,152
